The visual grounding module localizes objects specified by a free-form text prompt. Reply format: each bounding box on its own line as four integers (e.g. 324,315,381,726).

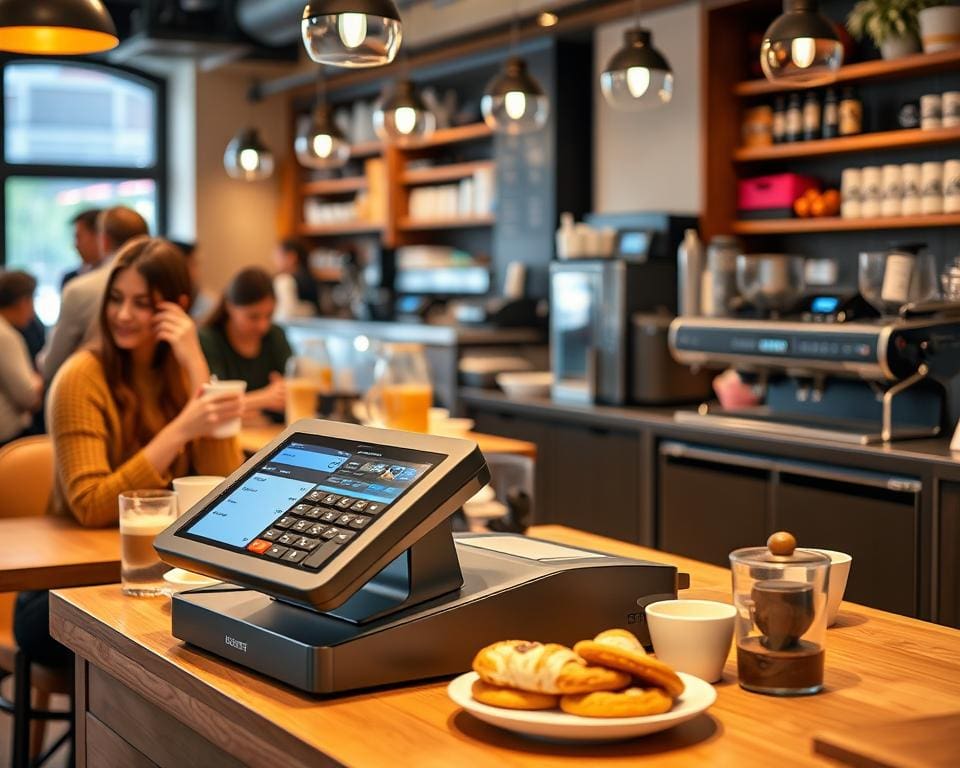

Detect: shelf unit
401,160,494,185
734,126,960,162
732,213,960,234
298,221,384,236
301,176,368,195
398,214,496,231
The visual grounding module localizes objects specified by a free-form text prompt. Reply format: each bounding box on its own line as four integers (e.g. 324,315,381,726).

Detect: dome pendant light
0,0,119,55
301,0,402,68
601,27,674,110
481,56,549,135
295,103,350,169
224,127,275,182
372,79,435,143
760,0,843,85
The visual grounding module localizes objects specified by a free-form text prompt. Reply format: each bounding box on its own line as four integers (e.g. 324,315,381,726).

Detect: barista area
277,29,960,633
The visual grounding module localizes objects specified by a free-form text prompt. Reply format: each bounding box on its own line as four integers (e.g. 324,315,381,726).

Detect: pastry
560,686,675,718
471,679,559,710
574,631,685,699
472,640,630,695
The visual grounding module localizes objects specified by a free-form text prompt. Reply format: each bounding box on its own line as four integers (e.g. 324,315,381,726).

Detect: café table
0,516,120,592
239,424,538,460
50,525,960,767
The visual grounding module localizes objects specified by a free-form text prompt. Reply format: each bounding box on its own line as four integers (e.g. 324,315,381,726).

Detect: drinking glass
365,343,433,432
119,490,178,597
285,339,334,424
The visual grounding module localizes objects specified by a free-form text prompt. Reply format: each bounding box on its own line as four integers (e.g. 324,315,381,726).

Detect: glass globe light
295,105,350,169
0,0,119,55
301,0,402,68
600,28,674,110
224,127,274,181
760,0,842,85
481,57,549,135
372,80,435,142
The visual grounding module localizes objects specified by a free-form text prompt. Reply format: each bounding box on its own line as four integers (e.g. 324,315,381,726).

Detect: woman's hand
172,389,245,442
245,372,287,415
153,300,209,389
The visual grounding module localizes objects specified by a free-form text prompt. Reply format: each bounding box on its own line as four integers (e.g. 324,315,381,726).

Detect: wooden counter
50,526,960,767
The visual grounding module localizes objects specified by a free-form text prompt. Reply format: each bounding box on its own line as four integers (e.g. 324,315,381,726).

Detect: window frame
0,57,168,266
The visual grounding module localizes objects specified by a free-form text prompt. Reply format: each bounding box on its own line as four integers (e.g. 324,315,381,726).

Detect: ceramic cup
200,380,246,439
944,159,960,214
921,161,944,214
645,599,736,683
901,163,923,216
860,166,882,218
172,475,224,516
840,167,862,219
881,164,903,218
920,94,942,130
944,92,960,128
808,548,853,626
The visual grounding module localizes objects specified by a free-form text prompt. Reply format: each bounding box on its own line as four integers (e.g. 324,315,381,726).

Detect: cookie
560,686,675,718
574,631,685,699
471,679,559,710
472,640,630,695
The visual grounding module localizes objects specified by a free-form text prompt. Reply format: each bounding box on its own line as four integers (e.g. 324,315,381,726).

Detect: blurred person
272,237,318,320
170,238,217,321
20,238,244,667
0,271,43,444
41,205,149,382
61,208,103,288
200,267,293,422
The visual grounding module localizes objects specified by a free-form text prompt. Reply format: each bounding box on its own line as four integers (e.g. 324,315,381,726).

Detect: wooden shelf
401,160,494,185
734,126,960,162
299,221,383,236
732,213,960,234
301,176,368,195
349,141,382,158
734,48,960,97
398,215,495,230
401,123,493,149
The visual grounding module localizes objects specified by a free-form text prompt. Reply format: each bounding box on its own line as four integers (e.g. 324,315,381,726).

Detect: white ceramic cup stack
945,159,960,214
860,166,882,218
840,167,862,219
922,161,945,214
901,163,923,215
645,599,736,683
944,92,960,128
881,164,903,217
808,548,853,626
920,94,943,130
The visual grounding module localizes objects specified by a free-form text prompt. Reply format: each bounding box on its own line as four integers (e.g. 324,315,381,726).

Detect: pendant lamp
481,57,549,135
0,0,118,55
295,103,350,169
224,127,275,181
760,0,842,85
372,80,435,143
302,0,402,68
601,27,673,110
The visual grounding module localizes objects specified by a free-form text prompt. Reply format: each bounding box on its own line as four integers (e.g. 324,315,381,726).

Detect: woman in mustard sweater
16,237,244,666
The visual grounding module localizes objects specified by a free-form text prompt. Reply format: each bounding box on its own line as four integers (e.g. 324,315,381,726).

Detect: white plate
163,568,221,590
447,671,715,743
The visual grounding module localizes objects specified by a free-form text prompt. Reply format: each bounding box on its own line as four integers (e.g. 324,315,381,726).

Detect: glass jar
365,343,433,432
730,532,830,696
285,339,334,424
703,235,742,317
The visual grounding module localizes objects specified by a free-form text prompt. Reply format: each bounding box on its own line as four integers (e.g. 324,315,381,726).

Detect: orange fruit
803,188,820,201
822,189,841,216
810,195,827,217
794,196,812,218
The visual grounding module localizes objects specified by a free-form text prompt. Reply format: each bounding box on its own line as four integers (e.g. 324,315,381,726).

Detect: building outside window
0,61,166,325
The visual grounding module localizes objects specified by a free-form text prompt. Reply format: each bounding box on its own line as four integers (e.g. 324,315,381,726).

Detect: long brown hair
204,266,275,330
95,236,191,456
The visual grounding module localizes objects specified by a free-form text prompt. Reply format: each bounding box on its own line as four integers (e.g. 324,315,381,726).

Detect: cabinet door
775,470,920,618
938,482,960,628
545,423,642,543
658,443,770,567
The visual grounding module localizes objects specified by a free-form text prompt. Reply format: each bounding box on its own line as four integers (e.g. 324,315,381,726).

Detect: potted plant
847,0,935,59
918,1,960,52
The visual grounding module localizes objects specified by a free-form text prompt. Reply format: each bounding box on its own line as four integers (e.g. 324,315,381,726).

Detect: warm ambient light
481,57,549,135
600,27,673,111
537,11,558,27
372,80,435,142
760,0,842,84
790,36,817,68
313,133,334,158
302,0,402,67
224,127,275,181
295,103,350,169
626,66,651,98
239,149,260,173
503,91,527,121
393,105,417,135
337,12,367,48
0,0,119,55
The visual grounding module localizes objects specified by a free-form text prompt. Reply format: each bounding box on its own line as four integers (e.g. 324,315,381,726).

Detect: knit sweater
47,350,243,527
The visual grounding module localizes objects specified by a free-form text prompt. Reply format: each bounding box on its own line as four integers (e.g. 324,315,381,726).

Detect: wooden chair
0,435,73,767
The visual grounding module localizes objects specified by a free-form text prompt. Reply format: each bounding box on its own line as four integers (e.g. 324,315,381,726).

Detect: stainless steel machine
668,307,960,444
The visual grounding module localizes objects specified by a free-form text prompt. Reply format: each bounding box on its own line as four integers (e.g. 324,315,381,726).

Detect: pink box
738,173,819,211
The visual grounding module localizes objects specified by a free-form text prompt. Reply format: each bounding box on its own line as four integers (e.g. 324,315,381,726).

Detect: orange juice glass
366,343,433,433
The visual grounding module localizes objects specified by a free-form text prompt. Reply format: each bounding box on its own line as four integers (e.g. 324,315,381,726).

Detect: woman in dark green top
199,267,292,421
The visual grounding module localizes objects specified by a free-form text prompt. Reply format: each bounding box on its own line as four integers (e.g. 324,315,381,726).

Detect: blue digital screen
619,231,650,255
758,338,789,354
811,296,840,314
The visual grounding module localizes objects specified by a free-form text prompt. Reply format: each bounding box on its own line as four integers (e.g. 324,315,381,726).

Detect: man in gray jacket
41,206,148,383
0,271,42,444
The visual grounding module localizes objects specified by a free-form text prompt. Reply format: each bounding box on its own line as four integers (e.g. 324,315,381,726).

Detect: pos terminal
155,421,685,694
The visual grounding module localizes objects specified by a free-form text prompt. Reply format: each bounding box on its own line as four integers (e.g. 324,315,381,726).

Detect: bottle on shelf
772,96,787,144
803,91,821,141
839,87,863,136
677,228,704,316
785,93,803,143
822,88,839,139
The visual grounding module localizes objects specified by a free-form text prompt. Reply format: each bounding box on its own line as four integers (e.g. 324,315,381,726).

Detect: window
1,61,165,324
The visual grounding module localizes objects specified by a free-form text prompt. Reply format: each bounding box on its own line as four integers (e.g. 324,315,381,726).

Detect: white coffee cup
920,93,942,130
944,92,960,128
881,164,903,217
840,168,862,219
645,599,736,683
860,166,882,218
944,159,960,214
921,161,944,214
200,380,246,439
172,475,225,516
808,548,853,626
902,163,923,216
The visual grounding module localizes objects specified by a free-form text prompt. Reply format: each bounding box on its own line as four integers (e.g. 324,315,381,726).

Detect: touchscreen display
180,434,444,568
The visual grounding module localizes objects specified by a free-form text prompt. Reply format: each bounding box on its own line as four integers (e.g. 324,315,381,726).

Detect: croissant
472,640,629,695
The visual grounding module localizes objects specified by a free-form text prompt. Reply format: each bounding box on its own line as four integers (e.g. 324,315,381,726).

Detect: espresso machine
668,306,960,444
